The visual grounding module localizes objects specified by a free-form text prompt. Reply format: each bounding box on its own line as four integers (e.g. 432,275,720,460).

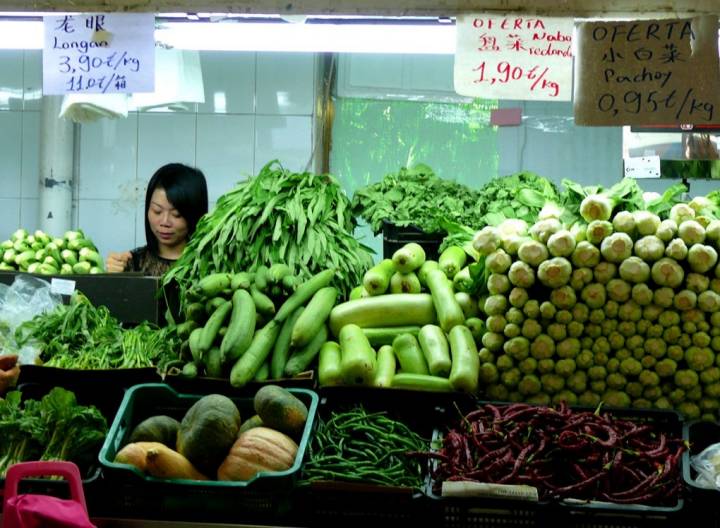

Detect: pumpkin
129,415,180,447
176,394,241,476
217,426,298,481
253,385,308,437
115,441,155,472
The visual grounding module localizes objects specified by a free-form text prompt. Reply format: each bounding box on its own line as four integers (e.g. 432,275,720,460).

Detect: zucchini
465,317,485,342
426,269,465,333
392,333,429,375
417,260,440,287
281,274,297,292
176,320,199,340
230,271,254,290
274,269,335,322
453,266,473,294
455,292,480,318
361,326,421,347
389,271,421,294
253,360,271,382
196,273,232,298
439,246,467,279
349,286,365,300
254,265,269,292
318,341,343,386
339,324,377,386
205,346,223,378
329,294,437,337
290,286,337,347
284,324,329,377
198,300,232,354
268,263,292,284
250,285,275,316
391,373,453,392
181,362,199,378
188,327,204,364
418,324,452,377
230,320,281,388
362,259,395,296
205,296,227,314
220,288,257,364
270,306,304,380
373,345,396,388
184,302,206,323
448,325,480,393
392,243,426,273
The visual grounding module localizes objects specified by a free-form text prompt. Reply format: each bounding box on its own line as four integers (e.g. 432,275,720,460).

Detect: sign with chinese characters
43,13,155,95
574,16,720,125
454,15,574,101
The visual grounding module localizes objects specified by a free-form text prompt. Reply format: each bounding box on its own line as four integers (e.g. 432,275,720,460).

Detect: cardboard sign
43,13,155,95
454,15,574,101
574,15,720,126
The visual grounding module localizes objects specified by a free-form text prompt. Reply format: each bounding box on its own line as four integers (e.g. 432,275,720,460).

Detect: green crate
98,383,318,488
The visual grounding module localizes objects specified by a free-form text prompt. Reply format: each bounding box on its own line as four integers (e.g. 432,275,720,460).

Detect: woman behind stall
106,163,208,276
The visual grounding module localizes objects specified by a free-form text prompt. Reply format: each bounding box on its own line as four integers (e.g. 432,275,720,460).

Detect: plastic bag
0,275,62,364
690,442,720,490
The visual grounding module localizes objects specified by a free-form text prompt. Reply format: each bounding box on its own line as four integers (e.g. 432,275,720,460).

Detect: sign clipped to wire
454,14,574,101
574,15,720,125
43,13,155,95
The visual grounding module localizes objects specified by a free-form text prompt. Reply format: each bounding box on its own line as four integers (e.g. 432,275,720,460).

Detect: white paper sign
50,278,76,296
454,14,574,101
43,13,155,95
624,156,661,179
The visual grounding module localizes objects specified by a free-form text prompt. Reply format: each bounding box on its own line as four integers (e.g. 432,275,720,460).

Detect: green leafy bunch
0,387,107,477
164,160,374,300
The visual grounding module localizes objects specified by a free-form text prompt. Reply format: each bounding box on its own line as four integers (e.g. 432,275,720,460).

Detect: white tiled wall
0,50,317,260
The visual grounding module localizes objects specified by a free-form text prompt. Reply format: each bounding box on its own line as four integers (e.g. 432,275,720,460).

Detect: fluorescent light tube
0,18,455,54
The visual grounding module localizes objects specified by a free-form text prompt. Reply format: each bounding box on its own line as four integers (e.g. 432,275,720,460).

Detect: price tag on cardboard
454,14,574,101
574,16,720,125
50,278,76,296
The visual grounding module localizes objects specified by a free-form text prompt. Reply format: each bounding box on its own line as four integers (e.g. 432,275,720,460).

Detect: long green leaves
164,160,374,300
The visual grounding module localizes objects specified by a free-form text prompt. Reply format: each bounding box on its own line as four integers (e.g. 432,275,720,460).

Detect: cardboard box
0,271,162,325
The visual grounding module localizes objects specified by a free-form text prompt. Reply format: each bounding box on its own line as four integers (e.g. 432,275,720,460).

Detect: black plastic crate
427,401,686,526
382,220,444,261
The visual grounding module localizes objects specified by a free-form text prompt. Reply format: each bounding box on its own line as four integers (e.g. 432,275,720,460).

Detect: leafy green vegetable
0,387,107,477
164,160,374,302
352,166,559,238
15,293,179,370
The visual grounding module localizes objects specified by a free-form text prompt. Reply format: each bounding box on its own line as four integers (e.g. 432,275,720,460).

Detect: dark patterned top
123,246,176,276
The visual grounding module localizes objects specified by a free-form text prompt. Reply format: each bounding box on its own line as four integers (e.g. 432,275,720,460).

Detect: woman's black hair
144,163,208,255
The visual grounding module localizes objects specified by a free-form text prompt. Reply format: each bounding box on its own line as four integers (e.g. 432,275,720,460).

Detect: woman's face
147,187,188,251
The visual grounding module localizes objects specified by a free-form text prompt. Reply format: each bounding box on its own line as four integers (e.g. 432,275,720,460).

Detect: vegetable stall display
472,191,720,420
164,160,374,304
0,228,104,274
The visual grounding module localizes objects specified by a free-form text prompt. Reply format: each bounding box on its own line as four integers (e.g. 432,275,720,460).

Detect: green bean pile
303,407,428,489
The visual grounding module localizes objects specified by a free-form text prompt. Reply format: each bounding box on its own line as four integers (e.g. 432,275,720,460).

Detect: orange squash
145,443,208,481
217,426,298,481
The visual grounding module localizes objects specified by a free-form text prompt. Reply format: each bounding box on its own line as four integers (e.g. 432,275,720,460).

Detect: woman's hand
0,354,19,395
106,251,132,273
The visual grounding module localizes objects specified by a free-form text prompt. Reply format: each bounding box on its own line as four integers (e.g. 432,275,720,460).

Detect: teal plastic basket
98,383,318,488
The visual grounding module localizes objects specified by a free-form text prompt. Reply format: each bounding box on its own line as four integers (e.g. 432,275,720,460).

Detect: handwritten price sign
43,13,155,95
574,16,720,125
454,15,574,101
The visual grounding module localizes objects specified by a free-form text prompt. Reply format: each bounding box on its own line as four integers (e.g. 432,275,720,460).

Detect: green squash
128,415,181,448
176,394,241,476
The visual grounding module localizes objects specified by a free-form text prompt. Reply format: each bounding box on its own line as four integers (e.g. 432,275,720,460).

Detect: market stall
2,3,720,528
